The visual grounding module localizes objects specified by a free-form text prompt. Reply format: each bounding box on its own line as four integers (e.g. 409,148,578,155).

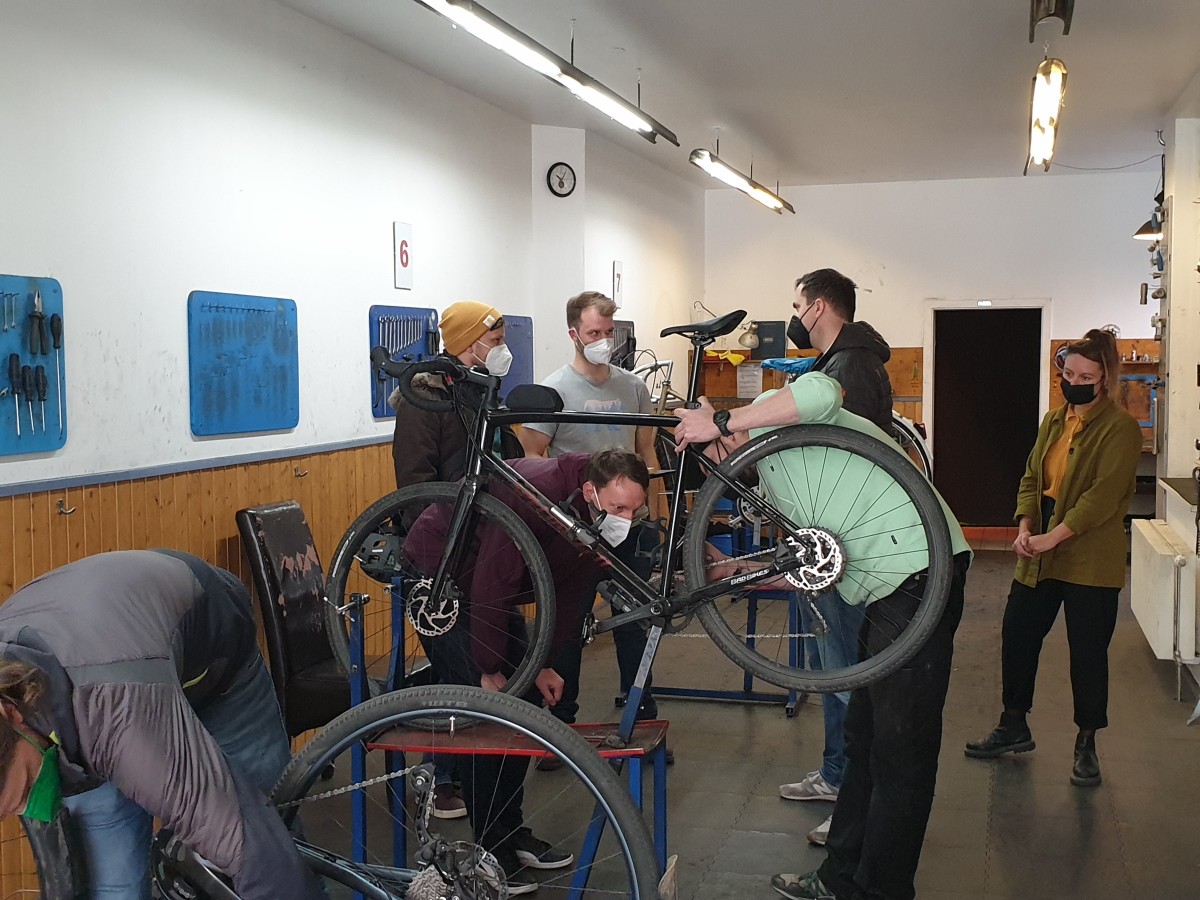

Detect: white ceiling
275,0,1200,189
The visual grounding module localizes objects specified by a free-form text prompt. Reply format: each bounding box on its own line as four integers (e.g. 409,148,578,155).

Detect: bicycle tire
324,483,555,701
272,685,661,899
890,412,933,479
683,424,953,693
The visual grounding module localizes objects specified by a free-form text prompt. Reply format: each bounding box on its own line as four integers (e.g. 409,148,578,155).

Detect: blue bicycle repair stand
651,514,806,717
347,581,669,892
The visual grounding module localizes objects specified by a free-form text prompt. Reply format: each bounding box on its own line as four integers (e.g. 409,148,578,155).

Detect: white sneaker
807,814,832,847
779,770,839,802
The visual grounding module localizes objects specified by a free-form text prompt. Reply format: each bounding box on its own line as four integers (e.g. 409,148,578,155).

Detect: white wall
527,127,704,379
0,0,705,487
582,134,705,376
704,172,1159,349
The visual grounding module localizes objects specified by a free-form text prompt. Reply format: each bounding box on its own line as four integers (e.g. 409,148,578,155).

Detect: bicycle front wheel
273,685,661,899
324,483,555,700
683,424,953,693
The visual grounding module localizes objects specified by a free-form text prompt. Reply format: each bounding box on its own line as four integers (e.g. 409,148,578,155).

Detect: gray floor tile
567,549,1200,898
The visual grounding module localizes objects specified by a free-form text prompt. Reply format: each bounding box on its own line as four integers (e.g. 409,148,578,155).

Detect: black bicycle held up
328,310,954,704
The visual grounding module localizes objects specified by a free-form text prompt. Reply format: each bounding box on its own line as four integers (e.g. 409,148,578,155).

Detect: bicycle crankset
406,577,461,637
780,528,845,593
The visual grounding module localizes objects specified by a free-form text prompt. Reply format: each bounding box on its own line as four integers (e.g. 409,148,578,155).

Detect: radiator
1131,518,1198,663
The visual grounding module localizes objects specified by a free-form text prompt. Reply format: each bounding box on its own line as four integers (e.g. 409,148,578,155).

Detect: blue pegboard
187,291,299,436
501,315,535,401
369,305,439,419
0,274,66,456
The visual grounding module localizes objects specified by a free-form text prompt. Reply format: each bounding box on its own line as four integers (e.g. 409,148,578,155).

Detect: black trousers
1001,577,1119,730
422,613,530,851
819,554,968,900
549,522,659,723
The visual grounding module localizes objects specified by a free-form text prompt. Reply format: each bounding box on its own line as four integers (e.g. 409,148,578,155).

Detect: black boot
1071,732,1101,786
964,712,1035,759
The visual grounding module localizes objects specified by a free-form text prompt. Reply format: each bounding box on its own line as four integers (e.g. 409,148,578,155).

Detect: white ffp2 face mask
581,338,614,366
478,341,513,377
596,512,633,546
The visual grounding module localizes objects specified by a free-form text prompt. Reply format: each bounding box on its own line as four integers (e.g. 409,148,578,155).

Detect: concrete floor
572,548,1200,899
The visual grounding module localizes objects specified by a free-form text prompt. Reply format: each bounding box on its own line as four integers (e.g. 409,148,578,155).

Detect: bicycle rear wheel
324,483,555,701
890,412,933,479
272,685,661,899
683,424,953,694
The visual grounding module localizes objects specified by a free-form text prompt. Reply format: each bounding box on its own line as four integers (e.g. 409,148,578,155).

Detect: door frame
922,298,1051,448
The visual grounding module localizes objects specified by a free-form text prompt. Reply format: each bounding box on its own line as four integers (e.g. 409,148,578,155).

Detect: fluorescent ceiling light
413,0,677,145
689,149,794,214
1024,57,1067,174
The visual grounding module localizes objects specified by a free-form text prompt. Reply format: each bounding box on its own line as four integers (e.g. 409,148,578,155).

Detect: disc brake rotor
406,577,460,637
781,528,845,593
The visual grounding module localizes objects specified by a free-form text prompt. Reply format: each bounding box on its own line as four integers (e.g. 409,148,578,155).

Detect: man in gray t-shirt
526,362,653,456
519,290,663,729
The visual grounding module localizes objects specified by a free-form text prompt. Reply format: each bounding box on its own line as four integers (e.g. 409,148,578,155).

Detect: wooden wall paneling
12,494,33,596
129,478,149,553
83,482,98,554
64,486,86,568
99,482,121,554
0,496,13,597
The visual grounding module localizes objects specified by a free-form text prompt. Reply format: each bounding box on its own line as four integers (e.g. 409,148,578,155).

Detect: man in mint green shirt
677,373,971,900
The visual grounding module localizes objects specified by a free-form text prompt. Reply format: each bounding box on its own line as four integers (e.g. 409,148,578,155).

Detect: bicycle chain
275,763,421,810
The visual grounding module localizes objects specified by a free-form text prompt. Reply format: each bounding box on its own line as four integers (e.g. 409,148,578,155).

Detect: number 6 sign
394,222,413,290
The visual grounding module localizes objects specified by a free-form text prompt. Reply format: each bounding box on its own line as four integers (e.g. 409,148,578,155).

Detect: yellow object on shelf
704,349,747,366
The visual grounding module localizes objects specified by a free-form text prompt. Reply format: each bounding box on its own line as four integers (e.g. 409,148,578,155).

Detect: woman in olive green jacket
965,329,1141,787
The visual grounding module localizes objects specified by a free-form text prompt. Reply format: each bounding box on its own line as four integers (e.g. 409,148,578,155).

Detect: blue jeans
63,653,292,898
800,589,866,790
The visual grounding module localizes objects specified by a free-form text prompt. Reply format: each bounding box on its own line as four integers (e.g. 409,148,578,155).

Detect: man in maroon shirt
405,448,649,893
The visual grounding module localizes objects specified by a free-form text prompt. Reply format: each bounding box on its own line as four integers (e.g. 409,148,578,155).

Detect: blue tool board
187,291,299,436
369,305,440,419
501,315,535,400
0,274,66,456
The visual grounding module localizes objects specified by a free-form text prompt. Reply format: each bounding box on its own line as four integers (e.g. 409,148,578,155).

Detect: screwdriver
21,365,35,431
29,289,49,357
49,313,63,438
8,352,22,436
34,365,47,433
7,353,21,438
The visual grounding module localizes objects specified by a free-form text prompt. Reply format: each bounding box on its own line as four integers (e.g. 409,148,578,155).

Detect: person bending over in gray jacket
0,549,323,900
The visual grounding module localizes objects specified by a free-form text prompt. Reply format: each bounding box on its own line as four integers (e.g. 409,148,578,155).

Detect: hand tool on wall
34,365,47,433
2,293,9,333
29,289,49,358
7,353,21,438
50,313,63,438
21,365,35,431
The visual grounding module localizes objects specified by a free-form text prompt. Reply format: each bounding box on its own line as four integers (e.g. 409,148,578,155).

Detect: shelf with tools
0,274,65,456
369,305,440,419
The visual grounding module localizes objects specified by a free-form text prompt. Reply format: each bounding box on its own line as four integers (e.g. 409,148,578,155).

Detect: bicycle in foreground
20,682,663,900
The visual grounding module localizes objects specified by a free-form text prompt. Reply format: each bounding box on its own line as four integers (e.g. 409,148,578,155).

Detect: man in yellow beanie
388,299,521,821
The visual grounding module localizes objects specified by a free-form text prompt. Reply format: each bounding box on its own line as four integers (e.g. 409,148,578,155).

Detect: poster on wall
394,221,413,290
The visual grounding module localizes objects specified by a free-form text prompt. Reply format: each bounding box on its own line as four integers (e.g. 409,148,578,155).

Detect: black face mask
1060,379,1097,406
787,314,812,350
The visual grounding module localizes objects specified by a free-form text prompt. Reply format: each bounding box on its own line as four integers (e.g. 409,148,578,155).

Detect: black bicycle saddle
660,310,746,340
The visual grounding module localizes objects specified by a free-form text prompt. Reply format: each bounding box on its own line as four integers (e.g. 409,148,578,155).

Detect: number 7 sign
394,222,413,290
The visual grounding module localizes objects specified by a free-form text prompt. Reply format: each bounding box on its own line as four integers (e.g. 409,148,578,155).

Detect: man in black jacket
788,268,893,432
777,268,897,853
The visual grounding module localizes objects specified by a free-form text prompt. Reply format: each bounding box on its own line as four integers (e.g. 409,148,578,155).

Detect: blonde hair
566,291,617,330
1065,328,1122,398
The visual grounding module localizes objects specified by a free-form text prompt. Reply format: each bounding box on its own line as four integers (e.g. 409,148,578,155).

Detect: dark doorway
933,307,1042,525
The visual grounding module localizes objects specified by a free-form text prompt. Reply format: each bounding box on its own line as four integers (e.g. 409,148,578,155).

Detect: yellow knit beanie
439,301,502,356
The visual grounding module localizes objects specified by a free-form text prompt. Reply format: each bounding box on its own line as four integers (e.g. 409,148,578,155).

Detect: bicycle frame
420,334,807,645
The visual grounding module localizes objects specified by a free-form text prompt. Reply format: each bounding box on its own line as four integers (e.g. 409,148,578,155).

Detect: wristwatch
713,409,734,437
